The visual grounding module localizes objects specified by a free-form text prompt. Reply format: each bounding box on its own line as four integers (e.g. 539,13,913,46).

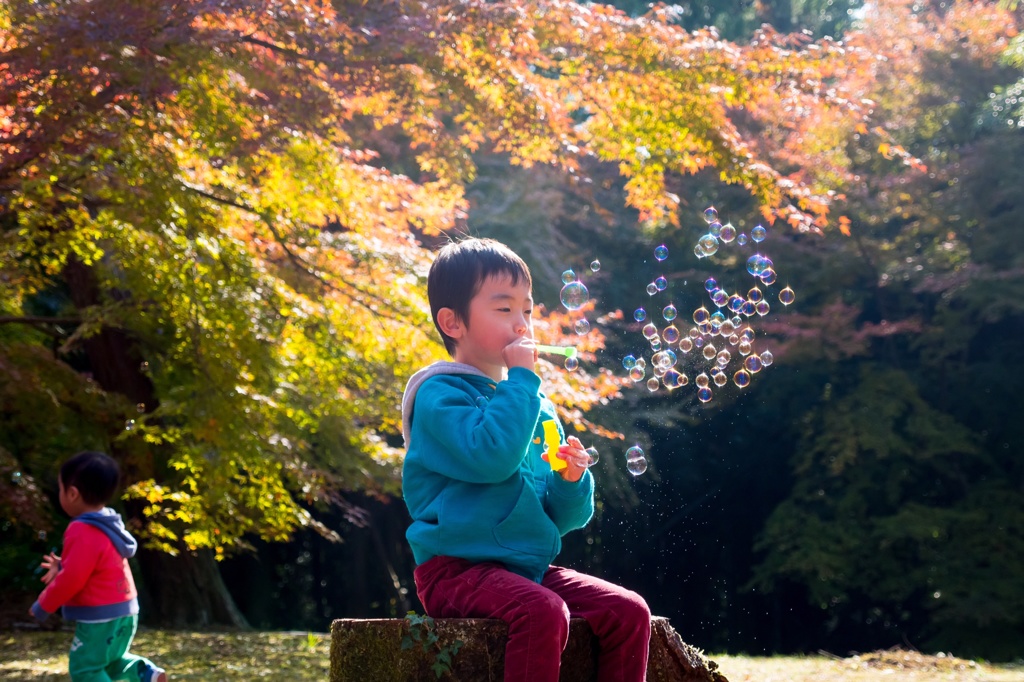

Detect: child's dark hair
60,451,120,506
427,238,532,356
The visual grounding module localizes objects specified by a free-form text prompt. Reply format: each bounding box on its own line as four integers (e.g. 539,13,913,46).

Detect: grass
2,629,1023,681
0,629,330,681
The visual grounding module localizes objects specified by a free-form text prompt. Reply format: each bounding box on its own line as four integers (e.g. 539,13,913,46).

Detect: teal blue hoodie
401,362,594,583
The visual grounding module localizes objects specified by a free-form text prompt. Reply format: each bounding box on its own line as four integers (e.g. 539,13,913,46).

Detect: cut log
330,615,728,681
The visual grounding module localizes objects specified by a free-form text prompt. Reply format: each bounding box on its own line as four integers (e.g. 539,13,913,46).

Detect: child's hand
552,435,590,483
502,336,538,372
39,552,60,584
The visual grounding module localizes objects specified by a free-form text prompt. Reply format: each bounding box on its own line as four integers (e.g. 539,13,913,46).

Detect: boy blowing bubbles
401,238,651,681
30,451,167,682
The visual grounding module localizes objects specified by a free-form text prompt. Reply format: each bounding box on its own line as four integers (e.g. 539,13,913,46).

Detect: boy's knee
622,590,652,630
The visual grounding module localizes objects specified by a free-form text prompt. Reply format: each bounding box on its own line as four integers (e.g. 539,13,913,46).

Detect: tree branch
179,183,415,325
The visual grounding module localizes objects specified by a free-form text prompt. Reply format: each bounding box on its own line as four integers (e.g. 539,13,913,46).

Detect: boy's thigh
416,556,565,621
69,616,139,681
541,565,650,619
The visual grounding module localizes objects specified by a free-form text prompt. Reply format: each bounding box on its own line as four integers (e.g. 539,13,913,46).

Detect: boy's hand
502,336,538,372
39,552,60,584
550,435,590,483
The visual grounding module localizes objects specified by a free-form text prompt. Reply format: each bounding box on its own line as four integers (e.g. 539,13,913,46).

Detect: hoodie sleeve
413,367,543,483
544,468,595,535
35,522,101,615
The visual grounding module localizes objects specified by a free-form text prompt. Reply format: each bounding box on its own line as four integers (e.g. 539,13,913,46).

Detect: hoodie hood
401,361,492,448
76,508,138,559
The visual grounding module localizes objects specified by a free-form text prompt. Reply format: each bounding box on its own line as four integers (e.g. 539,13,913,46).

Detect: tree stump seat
330,615,728,681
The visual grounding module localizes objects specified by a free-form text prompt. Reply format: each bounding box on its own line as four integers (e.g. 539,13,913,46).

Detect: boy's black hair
427,238,533,356
60,451,120,506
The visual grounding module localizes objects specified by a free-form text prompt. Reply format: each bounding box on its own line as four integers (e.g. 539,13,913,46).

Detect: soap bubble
759,268,777,286
642,323,658,339
655,277,668,291
751,225,767,242
720,223,737,242
125,419,135,431
634,308,647,322
654,349,677,368
703,206,718,223
737,233,749,246
575,318,591,335
697,387,713,403
136,402,146,413
704,277,718,292
626,445,647,476
738,340,752,356
744,355,764,373
695,372,710,388
698,234,719,257
728,294,745,313
755,301,770,316
779,287,796,305
760,350,774,366
733,369,751,387
702,344,717,361
712,368,728,386
585,447,600,466
561,269,576,284
139,361,149,371
627,458,648,476
693,307,710,324
623,355,637,370
708,221,723,238
678,338,694,353
711,289,729,308
590,260,601,272
629,366,646,381
646,377,660,392
662,305,677,321
662,325,680,343
716,349,732,367
654,245,669,261
746,254,772,277
747,287,763,303
647,282,659,295
565,356,579,371
560,281,589,310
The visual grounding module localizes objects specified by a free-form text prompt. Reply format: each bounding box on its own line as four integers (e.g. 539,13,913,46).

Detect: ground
1,629,1022,681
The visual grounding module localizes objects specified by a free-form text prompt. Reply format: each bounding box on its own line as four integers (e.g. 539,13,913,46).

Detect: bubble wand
535,344,577,359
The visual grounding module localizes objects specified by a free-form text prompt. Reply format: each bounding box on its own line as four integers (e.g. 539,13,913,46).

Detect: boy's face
443,273,534,379
57,477,83,517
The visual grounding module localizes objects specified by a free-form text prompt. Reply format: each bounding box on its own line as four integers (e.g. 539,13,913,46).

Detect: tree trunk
135,547,249,628
63,257,247,628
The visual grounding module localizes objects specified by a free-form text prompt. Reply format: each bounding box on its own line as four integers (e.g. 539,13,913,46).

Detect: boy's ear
436,307,464,339
65,485,82,503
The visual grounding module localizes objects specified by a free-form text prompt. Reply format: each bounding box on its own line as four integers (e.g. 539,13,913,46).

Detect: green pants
68,615,156,682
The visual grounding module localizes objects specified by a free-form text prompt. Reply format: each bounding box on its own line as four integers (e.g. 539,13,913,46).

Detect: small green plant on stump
401,611,464,679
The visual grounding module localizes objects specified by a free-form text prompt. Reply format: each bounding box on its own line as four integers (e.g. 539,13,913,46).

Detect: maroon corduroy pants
414,555,651,682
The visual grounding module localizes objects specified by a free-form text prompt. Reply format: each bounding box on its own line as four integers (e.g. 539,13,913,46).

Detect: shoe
144,666,167,682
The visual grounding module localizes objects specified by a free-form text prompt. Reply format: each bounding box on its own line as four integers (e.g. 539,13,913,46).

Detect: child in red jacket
31,451,167,682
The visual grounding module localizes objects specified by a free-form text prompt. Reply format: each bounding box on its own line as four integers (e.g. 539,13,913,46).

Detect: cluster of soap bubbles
622,206,796,405
557,261,601,371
